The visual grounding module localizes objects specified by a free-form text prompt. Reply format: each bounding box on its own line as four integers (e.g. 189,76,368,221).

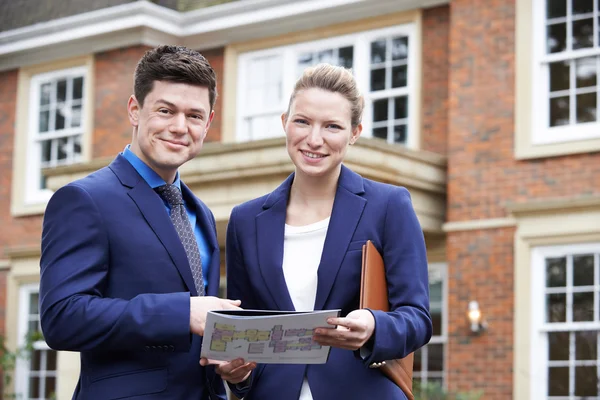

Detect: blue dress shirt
122,145,210,290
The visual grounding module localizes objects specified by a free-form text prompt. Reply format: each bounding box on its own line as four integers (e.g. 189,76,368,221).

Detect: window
413,263,447,386
16,284,57,400
26,67,86,204
531,244,600,399
236,24,417,147
533,0,600,144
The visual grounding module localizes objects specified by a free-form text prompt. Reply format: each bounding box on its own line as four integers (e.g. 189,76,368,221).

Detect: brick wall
0,70,44,256
447,0,599,398
447,0,600,222
422,5,449,156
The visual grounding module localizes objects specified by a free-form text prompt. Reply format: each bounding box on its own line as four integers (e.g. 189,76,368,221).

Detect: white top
282,217,330,400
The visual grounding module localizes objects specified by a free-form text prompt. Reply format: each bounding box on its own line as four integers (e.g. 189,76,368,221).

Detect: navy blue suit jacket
227,165,432,400
40,155,226,400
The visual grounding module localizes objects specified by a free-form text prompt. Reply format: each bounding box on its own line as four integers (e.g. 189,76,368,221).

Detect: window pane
370,68,386,91
317,49,335,65
549,331,570,360
575,330,597,360
547,0,567,19
371,39,386,64
28,320,39,334
29,376,40,397
73,76,83,100
46,376,57,397
394,125,407,144
40,83,51,106
47,349,57,370
576,57,597,88
56,79,67,102
576,92,597,123
550,61,570,92
30,349,41,371
573,0,594,14
550,96,570,126
573,254,595,286
546,257,567,287
413,347,423,372
392,37,408,60
29,292,39,315
548,23,567,53
55,106,65,130
392,65,407,88
39,110,49,133
338,46,353,69
428,344,444,372
74,135,82,158
575,366,597,396
41,140,51,163
57,137,69,162
71,105,82,128
373,99,388,122
394,96,408,119
373,127,387,140
547,293,567,322
573,18,594,50
573,292,594,321
548,366,570,396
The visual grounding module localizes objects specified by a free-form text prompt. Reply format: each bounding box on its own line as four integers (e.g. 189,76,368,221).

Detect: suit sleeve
40,184,192,352
225,206,259,398
362,186,433,365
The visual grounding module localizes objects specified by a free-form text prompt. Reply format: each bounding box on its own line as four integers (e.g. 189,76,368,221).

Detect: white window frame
414,262,448,386
15,283,57,400
531,243,600,399
532,0,600,145
26,66,87,205
236,23,418,147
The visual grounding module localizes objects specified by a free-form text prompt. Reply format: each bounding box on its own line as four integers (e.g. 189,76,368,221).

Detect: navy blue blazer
40,154,226,400
227,165,432,400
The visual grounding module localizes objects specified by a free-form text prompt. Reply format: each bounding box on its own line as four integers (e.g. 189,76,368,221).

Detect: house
0,0,598,399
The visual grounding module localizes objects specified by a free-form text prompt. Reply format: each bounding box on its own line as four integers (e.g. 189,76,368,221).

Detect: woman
215,64,431,399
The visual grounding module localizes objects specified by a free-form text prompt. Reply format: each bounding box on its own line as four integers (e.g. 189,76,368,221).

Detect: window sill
515,136,600,160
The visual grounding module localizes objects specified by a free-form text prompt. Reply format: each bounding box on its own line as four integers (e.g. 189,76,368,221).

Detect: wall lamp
468,300,488,334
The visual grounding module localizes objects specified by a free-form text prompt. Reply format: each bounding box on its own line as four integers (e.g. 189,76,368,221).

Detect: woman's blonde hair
285,63,365,128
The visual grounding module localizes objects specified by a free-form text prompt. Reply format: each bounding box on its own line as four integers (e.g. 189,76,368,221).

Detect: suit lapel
256,176,296,311
314,166,366,310
109,155,198,296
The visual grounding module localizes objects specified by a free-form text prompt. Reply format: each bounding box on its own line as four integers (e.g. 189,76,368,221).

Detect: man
40,45,238,399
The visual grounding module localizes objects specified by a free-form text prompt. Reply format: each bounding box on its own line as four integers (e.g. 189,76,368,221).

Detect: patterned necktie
155,184,204,296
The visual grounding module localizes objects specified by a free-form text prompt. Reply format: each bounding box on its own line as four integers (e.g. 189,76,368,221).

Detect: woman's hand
312,309,375,351
200,357,256,384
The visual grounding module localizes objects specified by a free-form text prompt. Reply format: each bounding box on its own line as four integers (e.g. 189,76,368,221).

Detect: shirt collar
121,144,181,190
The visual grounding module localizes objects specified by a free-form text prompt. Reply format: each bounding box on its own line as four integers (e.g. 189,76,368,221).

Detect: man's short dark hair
134,45,217,110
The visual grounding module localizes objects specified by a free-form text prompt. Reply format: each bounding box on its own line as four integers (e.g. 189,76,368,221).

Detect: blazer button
169,345,175,351
144,346,150,351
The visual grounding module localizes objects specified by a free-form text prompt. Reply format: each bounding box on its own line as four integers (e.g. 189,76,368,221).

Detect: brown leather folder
360,240,414,400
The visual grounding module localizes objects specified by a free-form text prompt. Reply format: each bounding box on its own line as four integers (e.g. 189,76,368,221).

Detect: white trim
530,243,600,400
235,24,418,147
443,217,517,232
0,0,449,72
531,0,600,145
15,283,40,399
25,66,87,206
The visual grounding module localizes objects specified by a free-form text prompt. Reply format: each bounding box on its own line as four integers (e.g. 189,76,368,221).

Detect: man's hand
190,296,241,336
312,309,375,350
200,358,256,384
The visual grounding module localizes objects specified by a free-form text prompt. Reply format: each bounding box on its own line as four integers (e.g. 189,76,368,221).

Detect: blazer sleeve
225,206,260,398
40,184,192,352
362,186,433,365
